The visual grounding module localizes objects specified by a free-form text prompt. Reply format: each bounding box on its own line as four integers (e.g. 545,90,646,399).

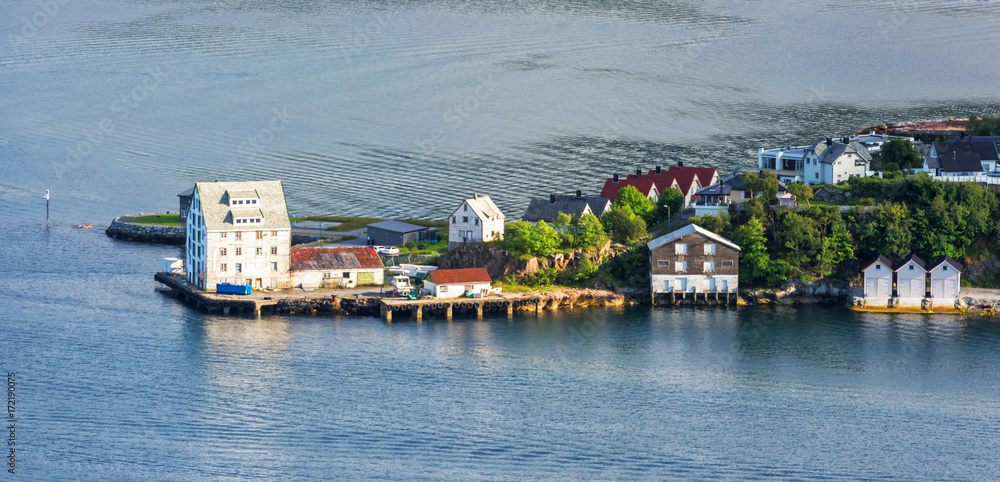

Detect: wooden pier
377,295,547,323
651,290,738,306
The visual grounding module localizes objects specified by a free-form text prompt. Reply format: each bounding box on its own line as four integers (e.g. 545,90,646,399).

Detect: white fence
933,174,1000,185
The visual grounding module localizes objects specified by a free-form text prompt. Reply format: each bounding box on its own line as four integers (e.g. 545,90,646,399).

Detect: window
220,263,227,273
235,247,242,256
256,231,263,240
676,261,687,272
463,216,469,223
271,247,277,255
876,264,881,270
440,285,448,293
452,217,456,224
909,265,914,270
343,272,350,278
235,263,242,273
235,232,242,241
815,172,819,179
271,231,277,236
323,272,332,279
943,265,948,271
220,232,227,239
271,262,277,271
657,260,670,267
722,260,734,268
220,248,227,256
463,205,467,212
251,199,257,205
459,230,465,238
704,243,716,255
256,247,263,256
475,218,479,226
704,261,716,272
675,243,687,255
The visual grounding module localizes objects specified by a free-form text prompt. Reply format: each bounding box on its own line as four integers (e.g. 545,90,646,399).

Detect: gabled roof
939,151,984,173
456,195,504,221
367,220,428,234
934,136,1000,162
862,254,893,272
646,224,740,251
521,196,596,222
600,177,659,200
425,268,492,285
648,170,699,194
195,181,290,231
811,140,873,164
894,253,926,272
290,247,383,271
694,174,788,196
667,166,719,187
177,186,194,198
928,256,962,272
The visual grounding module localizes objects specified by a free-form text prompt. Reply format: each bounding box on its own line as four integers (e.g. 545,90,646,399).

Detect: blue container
216,283,251,295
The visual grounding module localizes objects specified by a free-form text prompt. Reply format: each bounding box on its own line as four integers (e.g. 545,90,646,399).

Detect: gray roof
455,194,505,221
647,224,740,251
862,254,893,272
177,186,195,198
811,140,873,165
367,220,428,233
695,174,788,196
521,195,611,222
928,256,962,272
894,253,926,271
195,180,290,231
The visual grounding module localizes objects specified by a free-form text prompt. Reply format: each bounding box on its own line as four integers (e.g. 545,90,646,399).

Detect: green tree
613,185,656,222
688,213,732,237
776,211,820,268
741,170,779,204
655,186,685,224
786,181,813,207
600,205,648,244
570,213,607,249
878,137,923,171
504,220,561,256
552,212,574,247
732,217,770,285
532,220,560,256
968,114,1000,136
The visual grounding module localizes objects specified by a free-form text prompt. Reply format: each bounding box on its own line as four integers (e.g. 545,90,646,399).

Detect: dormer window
943,266,948,271
909,265,914,270
876,265,881,270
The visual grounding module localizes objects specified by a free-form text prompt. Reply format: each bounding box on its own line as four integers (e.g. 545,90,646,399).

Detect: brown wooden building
646,224,740,294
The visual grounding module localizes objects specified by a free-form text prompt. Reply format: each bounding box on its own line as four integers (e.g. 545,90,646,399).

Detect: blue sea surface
2,0,1000,478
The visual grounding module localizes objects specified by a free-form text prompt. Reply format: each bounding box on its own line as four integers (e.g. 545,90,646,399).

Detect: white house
929,256,962,303
422,268,493,299
185,180,291,291
862,255,893,301
449,194,505,251
894,254,927,306
758,144,810,183
289,247,384,290
803,137,873,185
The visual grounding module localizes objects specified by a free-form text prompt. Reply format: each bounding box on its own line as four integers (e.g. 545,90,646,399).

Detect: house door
255,278,262,289
720,280,728,292
663,280,672,292
358,272,375,285
943,279,956,298
931,279,943,298
678,278,687,291
708,278,716,291
878,278,890,298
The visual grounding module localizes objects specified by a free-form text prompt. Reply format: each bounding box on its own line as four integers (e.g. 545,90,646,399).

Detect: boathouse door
255,278,262,289
708,278,716,291
678,278,687,291
720,280,728,292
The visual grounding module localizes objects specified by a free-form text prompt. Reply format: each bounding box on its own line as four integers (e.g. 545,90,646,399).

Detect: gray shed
367,220,431,246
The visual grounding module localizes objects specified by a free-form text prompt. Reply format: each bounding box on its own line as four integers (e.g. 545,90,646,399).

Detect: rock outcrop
438,241,614,282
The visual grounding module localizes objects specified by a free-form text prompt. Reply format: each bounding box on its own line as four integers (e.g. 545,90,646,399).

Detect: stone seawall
105,216,185,245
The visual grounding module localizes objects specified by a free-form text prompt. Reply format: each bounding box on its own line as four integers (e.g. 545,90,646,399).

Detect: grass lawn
494,282,572,293
131,213,184,226
398,238,448,255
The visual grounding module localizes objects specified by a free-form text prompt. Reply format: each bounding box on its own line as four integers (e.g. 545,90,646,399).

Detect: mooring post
446,304,452,321
535,300,540,316
477,303,483,319
415,305,422,322
507,302,513,316
671,291,675,304
651,292,656,306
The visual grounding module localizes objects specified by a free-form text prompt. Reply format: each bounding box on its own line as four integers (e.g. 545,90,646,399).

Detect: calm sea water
3,0,1000,478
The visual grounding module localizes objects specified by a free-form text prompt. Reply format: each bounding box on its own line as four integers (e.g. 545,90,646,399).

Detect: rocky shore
105,216,185,245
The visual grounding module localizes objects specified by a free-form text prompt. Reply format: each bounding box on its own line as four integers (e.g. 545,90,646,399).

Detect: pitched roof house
185,180,291,290
449,194,505,251
599,174,660,201
521,192,611,223
647,224,740,297
423,268,493,299
804,137,873,185
894,254,927,302
928,256,962,301
366,220,431,246
929,135,1000,174
862,255,893,300
289,246,384,289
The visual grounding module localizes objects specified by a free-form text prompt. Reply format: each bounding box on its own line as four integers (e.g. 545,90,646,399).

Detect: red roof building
424,268,492,285
666,165,720,188
290,247,383,271
599,176,660,201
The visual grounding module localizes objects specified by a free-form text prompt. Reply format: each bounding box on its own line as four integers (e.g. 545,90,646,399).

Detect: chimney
549,194,556,204
474,193,479,200
826,137,832,146
843,136,849,144
678,160,684,167
576,189,582,197
655,165,661,174
636,168,642,175
613,173,619,183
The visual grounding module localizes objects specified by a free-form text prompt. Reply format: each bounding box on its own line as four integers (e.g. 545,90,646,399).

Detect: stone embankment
532,289,625,309
740,278,857,306
106,216,185,245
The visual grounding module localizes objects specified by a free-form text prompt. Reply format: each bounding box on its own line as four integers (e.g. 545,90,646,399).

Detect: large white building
448,193,505,251
185,181,292,291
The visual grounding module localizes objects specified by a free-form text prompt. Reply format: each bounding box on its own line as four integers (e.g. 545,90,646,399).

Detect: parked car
375,246,400,255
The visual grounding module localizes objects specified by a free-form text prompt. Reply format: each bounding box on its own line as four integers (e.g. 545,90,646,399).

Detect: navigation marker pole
43,189,50,226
